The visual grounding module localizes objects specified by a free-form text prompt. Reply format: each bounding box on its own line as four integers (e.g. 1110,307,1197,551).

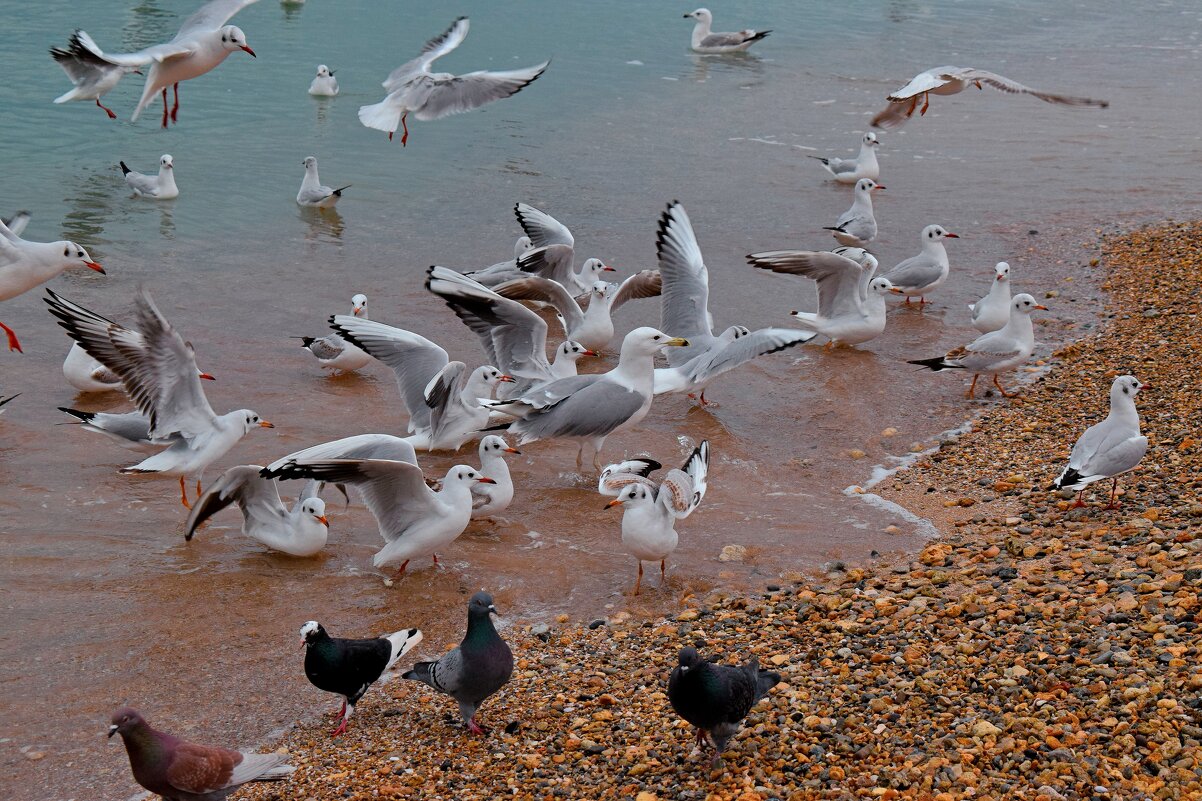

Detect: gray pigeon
667,646,781,764
403,591,513,734
108,707,293,800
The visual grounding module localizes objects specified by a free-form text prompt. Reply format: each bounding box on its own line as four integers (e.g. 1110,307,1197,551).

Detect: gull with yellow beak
185,466,330,557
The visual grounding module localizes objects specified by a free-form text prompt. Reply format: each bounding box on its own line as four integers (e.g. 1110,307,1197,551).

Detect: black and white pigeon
667,646,781,765
300,621,423,737
403,591,513,735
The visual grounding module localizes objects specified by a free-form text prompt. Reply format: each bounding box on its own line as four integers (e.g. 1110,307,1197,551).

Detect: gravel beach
242,222,1202,801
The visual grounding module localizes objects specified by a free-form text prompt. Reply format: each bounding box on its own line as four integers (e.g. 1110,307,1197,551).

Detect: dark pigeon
403,591,513,734
108,707,293,800
667,646,781,764
300,621,423,736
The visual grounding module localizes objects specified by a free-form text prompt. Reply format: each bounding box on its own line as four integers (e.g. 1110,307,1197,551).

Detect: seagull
823,178,884,248
0,393,17,414
470,435,522,519
601,441,709,594
75,0,261,128
49,30,140,119
907,293,1047,398
328,315,514,451
810,132,881,184
402,591,513,735
872,66,1109,130
683,8,771,54
968,262,1013,333
300,621,423,737
747,248,892,348
184,466,329,556
1051,375,1148,509
63,342,123,392
652,201,815,404
296,156,350,208
358,17,548,146
505,204,616,296
492,273,662,352
120,155,179,199
44,287,274,507
485,327,689,468
308,64,338,96
426,266,596,400
299,294,371,371
668,647,781,765
109,708,293,798
460,235,535,287
881,224,959,305
0,218,103,353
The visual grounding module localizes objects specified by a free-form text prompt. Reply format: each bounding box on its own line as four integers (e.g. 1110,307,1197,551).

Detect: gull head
684,8,712,22
159,154,174,171
833,246,873,266
922,224,959,242
351,293,368,316
60,242,104,273
220,25,255,57
480,434,521,458
993,262,1010,282
300,497,328,527
446,466,495,488
471,366,516,393
302,155,318,170
718,325,749,344
863,132,880,147
1112,375,1147,400
1011,293,1047,316
856,178,885,194
514,235,533,259
581,258,616,281
238,410,274,432
557,340,596,361
316,64,333,78
622,326,688,359
606,482,652,510
869,277,895,295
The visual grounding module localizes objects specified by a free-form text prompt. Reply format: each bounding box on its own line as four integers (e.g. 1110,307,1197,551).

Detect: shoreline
241,222,1202,801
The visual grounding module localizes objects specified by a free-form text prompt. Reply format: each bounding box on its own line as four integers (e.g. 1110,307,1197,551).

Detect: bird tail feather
907,356,959,372
119,161,131,175
402,661,435,687
384,628,423,672
357,100,402,133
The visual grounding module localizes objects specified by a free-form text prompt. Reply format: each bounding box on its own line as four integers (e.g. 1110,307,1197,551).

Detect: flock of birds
1,1,1151,796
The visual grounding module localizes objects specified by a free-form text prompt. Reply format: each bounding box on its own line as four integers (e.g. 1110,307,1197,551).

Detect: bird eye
64,247,70,256
653,335,661,340
222,36,227,42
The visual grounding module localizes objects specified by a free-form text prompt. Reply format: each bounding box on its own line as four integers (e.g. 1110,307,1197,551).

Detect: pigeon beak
477,476,497,485
199,372,216,381
85,261,105,274
258,420,275,428
943,233,960,238
300,639,307,650
316,515,329,527
605,498,623,510
488,604,497,614
240,44,256,57
679,665,689,674
664,337,689,347
107,725,118,738
504,447,522,454
1033,304,1049,311
498,375,516,383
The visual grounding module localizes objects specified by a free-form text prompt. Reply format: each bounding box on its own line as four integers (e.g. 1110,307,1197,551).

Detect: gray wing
514,245,576,286
428,646,466,694
886,68,954,100
124,170,158,194
297,184,335,204
264,459,439,542
514,203,575,249
609,270,662,313
184,465,287,540
951,68,1109,107
403,63,548,121
71,409,156,444
512,379,646,440
656,201,715,365
1069,419,1148,477
881,254,942,291
699,31,758,48
494,374,598,413
303,333,346,361
177,0,261,38
50,31,124,89
747,250,866,319
329,316,448,433
426,267,552,381
1,211,30,237
833,212,874,242
262,434,418,476
493,275,584,333
673,328,814,388
384,16,470,91
424,361,472,444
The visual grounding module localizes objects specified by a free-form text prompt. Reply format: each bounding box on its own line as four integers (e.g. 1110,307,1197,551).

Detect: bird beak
664,337,689,347
504,447,522,454
1033,304,1048,311
943,233,960,238
683,13,691,17
602,264,616,272
85,261,105,273
581,349,597,357
996,274,1005,281
605,498,623,510
679,665,689,674
789,310,800,315
107,725,118,738
889,287,905,294
240,45,256,57
1139,383,1152,391
316,515,329,527
328,70,335,76
873,184,886,191
477,476,497,485
353,308,364,316
488,604,497,614
258,420,275,428
299,639,307,650
498,375,516,383
199,372,216,381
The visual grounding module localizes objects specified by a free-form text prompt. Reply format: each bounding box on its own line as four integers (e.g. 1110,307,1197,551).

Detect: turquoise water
3,1,1202,798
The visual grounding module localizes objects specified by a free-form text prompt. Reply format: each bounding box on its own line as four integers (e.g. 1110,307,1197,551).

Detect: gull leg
920,93,930,115
395,560,409,577
903,296,911,306
992,375,1016,398
823,340,834,351
576,443,585,470
698,391,711,406
400,111,409,147
160,88,169,128
195,479,203,498
433,553,443,570
0,322,22,353
660,559,667,585
633,562,643,596
170,83,179,123
1071,490,1086,509
1106,478,1122,510
96,98,117,119
179,476,191,509
965,374,979,399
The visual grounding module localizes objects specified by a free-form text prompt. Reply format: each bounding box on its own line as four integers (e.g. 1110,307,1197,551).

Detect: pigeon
184,466,330,556
308,64,338,96
1051,375,1149,509
667,647,781,765
300,621,423,736
296,156,350,208
50,30,141,119
881,224,959,304
823,178,884,248
809,132,880,184
683,8,771,54
968,262,1012,333
108,707,293,800
403,591,513,735
121,155,179,199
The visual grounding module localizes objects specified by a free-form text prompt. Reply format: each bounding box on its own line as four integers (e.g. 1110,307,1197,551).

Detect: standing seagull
823,178,884,248
45,288,274,507
968,261,1013,333
403,591,513,735
184,466,330,557
907,294,1047,399
881,224,959,305
1051,375,1148,509
72,0,261,128
300,621,423,736
300,294,371,371
682,9,771,54
108,707,293,799
470,435,522,519
810,132,881,184
308,64,338,96
358,17,548,146
296,156,350,208
872,66,1108,129
668,647,781,765
50,30,141,119
601,441,709,594
121,155,179,199
0,218,103,353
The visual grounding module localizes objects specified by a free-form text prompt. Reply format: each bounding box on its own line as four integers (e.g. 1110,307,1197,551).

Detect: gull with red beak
470,435,523,519
882,224,959,305
0,217,103,353
824,178,884,248
184,466,330,557
68,0,261,128
300,293,371,372
968,261,1013,333
120,154,179,199
1051,375,1149,509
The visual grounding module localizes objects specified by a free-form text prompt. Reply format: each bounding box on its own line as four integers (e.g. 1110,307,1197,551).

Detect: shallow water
2,0,1201,798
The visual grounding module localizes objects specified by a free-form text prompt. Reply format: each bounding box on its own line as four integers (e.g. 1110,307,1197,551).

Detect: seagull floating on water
810,133,880,184
308,64,338,96
121,155,179,199
296,156,350,208
683,8,771,54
